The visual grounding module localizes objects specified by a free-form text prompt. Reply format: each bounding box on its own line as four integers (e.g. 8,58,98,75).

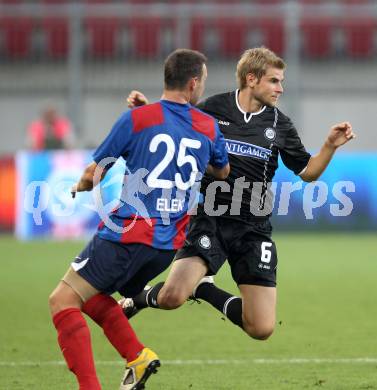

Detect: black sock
133,282,164,309
196,283,243,329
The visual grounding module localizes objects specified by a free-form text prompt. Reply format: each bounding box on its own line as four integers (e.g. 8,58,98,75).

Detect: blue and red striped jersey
93,100,228,250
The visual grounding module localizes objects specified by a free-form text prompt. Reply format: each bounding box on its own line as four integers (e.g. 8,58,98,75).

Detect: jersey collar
160,99,191,109
235,89,266,123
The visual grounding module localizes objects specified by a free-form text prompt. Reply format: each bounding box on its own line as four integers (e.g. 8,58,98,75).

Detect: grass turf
0,233,376,389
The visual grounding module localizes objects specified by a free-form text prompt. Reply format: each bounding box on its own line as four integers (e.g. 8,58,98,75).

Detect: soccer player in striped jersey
48,49,229,390
121,47,355,343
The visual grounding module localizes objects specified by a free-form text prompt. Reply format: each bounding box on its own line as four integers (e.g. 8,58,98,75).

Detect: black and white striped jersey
197,90,311,221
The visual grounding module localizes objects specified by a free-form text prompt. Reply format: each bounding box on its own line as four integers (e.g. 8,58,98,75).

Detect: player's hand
71,183,78,199
126,90,148,108
326,122,356,149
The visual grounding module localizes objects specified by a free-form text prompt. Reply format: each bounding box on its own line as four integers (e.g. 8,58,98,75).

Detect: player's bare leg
158,256,208,309
121,256,208,315
49,272,99,315
49,282,81,315
239,284,276,340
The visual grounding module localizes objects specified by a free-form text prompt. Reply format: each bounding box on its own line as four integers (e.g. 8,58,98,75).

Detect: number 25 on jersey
146,134,202,191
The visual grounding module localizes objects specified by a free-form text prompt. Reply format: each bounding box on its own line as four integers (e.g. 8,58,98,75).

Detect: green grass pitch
0,233,376,390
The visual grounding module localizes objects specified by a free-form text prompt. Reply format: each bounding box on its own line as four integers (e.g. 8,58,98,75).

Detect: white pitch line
1,358,377,367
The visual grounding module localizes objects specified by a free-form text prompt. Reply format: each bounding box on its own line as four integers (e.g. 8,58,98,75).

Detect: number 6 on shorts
261,242,272,263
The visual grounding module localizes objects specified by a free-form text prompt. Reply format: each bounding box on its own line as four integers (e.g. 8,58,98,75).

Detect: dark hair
164,49,207,90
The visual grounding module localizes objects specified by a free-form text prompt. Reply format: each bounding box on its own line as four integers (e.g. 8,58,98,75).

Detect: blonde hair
236,47,286,89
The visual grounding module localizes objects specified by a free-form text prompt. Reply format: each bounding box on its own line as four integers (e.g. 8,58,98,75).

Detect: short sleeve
93,111,132,167
209,123,229,168
280,119,311,175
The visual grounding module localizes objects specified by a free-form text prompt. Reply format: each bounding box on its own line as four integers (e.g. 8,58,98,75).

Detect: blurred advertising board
272,152,377,231
273,152,377,231
15,150,125,240
0,156,16,231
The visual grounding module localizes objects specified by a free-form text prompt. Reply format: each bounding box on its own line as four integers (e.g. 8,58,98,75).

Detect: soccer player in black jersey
121,47,355,340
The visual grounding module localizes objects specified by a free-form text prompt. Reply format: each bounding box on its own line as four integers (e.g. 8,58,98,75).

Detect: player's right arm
71,162,106,197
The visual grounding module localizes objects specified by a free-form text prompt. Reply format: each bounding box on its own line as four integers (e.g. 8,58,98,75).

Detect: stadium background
0,1,376,389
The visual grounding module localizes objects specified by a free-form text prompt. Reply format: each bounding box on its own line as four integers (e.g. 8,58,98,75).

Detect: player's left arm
71,162,107,198
300,121,356,182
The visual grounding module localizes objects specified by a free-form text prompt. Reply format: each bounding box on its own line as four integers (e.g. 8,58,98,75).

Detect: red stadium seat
82,0,121,58
341,0,375,58
191,15,284,59
85,16,121,57
255,0,282,3
0,0,33,58
216,18,248,57
299,0,333,58
190,17,207,53
42,17,69,58
124,0,162,58
342,17,375,58
246,0,284,55
191,17,238,57
255,18,284,56
128,18,163,58
0,17,33,58
300,17,333,58
41,0,69,58
218,17,284,58
189,1,244,56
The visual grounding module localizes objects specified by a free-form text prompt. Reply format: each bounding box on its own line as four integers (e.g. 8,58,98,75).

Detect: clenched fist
126,90,149,109
326,122,356,149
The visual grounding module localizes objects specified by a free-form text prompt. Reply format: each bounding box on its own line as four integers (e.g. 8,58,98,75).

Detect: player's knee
252,327,274,340
243,321,275,340
48,290,61,314
158,288,186,309
48,286,81,315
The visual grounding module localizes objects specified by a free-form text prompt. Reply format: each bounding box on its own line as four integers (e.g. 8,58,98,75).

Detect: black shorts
73,235,175,297
175,210,278,287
